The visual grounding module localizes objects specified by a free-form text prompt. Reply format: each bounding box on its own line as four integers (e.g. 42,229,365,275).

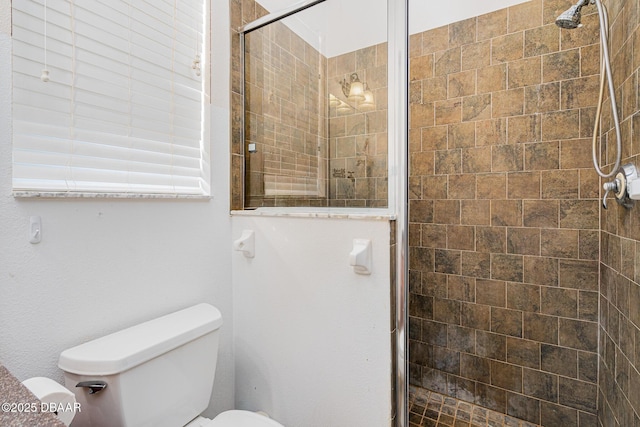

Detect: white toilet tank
58,303,223,427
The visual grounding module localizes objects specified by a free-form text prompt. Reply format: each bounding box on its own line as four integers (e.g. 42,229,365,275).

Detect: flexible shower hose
592,0,622,179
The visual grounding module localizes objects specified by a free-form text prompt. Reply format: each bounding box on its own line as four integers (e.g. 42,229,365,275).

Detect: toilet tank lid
58,303,223,376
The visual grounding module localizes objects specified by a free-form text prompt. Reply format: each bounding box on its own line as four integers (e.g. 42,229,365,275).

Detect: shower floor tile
409,385,541,427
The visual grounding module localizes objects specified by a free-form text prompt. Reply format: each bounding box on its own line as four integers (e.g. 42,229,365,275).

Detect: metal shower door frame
237,1,409,426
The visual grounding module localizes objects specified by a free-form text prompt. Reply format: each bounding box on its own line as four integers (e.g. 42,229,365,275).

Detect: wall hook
29,216,42,244
233,230,255,258
350,238,371,275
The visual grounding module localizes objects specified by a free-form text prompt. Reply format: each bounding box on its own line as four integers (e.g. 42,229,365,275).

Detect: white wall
0,0,234,417
408,0,530,36
231,215,391,427
257,0,529,57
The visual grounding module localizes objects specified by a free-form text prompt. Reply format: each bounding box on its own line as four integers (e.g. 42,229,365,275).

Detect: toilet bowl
57,304,284,427
188,411,284,427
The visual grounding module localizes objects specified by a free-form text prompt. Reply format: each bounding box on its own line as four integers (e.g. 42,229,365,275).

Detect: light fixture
341,73,365,103
337,72,375,112
359,85,375,111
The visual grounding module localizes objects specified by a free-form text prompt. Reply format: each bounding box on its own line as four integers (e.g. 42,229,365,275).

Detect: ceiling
255,0,529,57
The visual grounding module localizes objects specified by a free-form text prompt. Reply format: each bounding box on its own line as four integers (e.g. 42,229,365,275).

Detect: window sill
13,191,212,200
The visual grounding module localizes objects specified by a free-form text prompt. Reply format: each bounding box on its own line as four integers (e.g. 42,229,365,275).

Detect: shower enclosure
231,1,404,426
407,0,640,426
232,0,640,426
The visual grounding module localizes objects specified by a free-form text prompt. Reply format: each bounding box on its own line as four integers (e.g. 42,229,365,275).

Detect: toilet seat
205,410,285,427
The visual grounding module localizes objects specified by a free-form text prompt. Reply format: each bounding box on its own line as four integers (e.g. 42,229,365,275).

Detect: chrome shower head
555,0,593,29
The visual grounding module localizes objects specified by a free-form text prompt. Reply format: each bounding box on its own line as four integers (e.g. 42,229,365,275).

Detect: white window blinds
12,0,210,196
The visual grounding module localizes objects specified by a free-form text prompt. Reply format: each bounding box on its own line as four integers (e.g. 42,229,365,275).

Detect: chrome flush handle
76,381,107,395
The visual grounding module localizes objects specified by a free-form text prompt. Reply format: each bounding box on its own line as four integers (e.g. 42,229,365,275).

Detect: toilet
57,303,283,427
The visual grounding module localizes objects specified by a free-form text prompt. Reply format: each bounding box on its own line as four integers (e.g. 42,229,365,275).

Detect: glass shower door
240,0,389,209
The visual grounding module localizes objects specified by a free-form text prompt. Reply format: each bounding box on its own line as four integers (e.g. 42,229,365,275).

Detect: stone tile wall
230,0,258,210
597,0,640,426
239,4,329,208
408,1,602,425
327,44,388,207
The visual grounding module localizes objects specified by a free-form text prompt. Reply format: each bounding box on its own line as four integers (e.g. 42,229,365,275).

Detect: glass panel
242,0,388,208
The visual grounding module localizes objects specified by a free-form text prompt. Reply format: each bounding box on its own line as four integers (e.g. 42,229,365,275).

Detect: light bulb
360,90,375,111
348,80,365,103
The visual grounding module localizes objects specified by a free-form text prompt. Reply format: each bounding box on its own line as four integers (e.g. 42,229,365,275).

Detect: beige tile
463,94,492,122
448,70,477,98
423,25,449,54
477,8,508,41
461,40,492,70
508,0,543,33
435,99,463,125
450,17,477,47
542,49,580,82
435,47,462,77
492,32,524,64
492,88,525,117
477,64,507,93
508,57,542,88
524,24,560,57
